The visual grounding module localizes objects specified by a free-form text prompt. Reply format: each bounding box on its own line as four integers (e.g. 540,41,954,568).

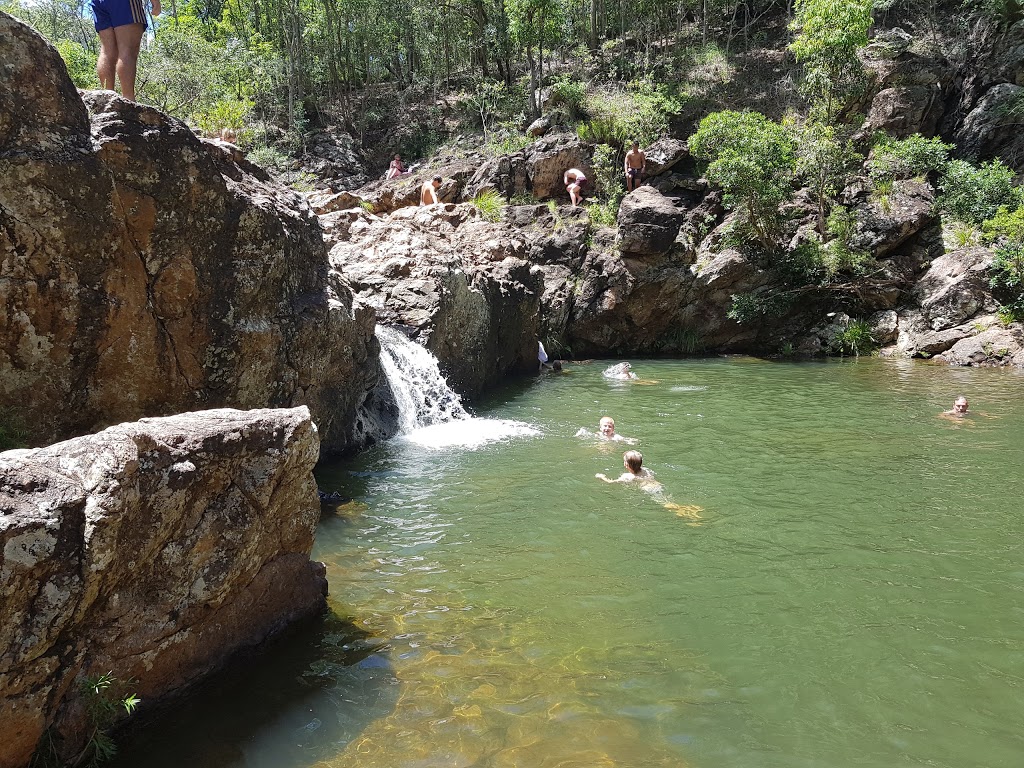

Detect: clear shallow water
113,357,1024,768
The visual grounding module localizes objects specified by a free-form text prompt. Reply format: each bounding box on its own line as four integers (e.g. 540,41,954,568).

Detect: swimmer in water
596,451,704,523
942,395,969,417
576,416,636,443
603,362,639,380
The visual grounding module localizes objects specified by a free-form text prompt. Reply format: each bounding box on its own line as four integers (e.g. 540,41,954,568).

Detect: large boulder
0,407,326,768
864,85,942,138
0,14,376,453
937,323,1024,366
913,247,995,330
848,179,936,257
954,83,1024,165
464,133,592,201
641,137,690,177
328,204,542,396
615,186,686,255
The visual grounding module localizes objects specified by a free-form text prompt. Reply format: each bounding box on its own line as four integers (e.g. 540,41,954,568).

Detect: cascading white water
375,325,468,433
368,325,541,449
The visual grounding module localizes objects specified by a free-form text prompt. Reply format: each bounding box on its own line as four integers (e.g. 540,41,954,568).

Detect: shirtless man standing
624,141,646,192
420,176,442,205
92,0,160,102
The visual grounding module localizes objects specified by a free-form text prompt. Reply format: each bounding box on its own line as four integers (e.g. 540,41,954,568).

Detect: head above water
624,450,643,474
599,417,615,436
953,396,969,413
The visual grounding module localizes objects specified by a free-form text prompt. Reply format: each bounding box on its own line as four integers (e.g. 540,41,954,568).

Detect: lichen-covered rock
615,186,686,255
464,133,592,201
0,14,376,453
642,137,690,177
849,179,936,257
0,407,326,768
954,82,1024,164
913,247,995,330
937,323,1024,366
864,85,941,137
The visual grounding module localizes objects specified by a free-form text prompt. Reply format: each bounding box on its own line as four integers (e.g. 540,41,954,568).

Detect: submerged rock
0,407,327,768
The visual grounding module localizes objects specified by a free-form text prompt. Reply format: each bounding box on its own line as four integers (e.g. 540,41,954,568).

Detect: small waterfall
352,325,540,450
375,325,468,433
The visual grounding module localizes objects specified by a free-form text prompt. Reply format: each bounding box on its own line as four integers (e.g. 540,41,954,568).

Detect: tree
508,0,564,118
794,121,861,236
789,0,873,122
688,110,796,251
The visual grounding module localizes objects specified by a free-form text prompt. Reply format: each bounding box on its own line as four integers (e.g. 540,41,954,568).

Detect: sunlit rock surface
0,13,376,453
0,406,326,768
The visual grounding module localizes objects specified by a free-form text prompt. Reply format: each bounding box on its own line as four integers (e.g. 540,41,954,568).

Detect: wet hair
600,417,615,429
955,395,968,406
552,360,563,371
433,175,443,183
624,450,643,473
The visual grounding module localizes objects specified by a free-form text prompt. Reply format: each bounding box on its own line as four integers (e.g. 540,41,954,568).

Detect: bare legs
568,182,582,206
95,23,146,102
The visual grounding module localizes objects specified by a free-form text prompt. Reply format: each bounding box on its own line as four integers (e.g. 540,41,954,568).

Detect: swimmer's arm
595,473,627,484
575,428,591,437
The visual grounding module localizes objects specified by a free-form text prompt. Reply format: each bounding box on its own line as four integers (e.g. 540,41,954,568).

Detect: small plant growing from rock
471,190,505,222
74,673,140,766
829,319,876,357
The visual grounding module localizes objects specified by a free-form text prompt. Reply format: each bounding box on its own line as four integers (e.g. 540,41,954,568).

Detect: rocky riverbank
0,407,326,768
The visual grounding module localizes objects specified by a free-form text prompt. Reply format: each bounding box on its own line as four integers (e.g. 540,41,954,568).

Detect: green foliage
689,111,796,251
547,76,587,118
248,145,290,172
789,0,873,120
586,199,619,227
488,124,534,156
794,120,863,234
938,159,1022,226
727,291,793,323
76,672,140,766
578,80,682,148
192,98,253,138
472,189,505,222
0,410,29,451
982,205,1024,244
55,40,99,89
829,319,876,356
867,134,952,184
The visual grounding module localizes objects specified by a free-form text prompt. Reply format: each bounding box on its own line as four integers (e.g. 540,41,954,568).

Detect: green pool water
112,357,1024,768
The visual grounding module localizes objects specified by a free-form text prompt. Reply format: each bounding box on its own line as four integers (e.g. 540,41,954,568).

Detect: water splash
376,326,469,433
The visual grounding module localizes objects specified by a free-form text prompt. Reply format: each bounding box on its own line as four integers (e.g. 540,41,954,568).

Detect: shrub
578,80,683,148
191,98,253,138
586,199,619,227
830,319,875,356
547,75,587,118
689,111,796,251
938,159,1022,226
55,40,99,89
867,134,951,184
727,291,793,323
989,242,1024,323
472,189,505,222
983,204,1024,244
247,145,290,171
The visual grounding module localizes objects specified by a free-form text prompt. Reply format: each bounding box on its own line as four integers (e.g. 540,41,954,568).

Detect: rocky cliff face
0,13,376,453
0,407,326,768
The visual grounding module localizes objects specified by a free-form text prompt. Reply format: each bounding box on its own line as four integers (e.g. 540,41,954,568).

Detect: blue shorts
91,0,148,31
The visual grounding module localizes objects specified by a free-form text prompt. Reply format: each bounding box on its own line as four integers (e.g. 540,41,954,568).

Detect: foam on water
401,418,541,449
671,385,708,392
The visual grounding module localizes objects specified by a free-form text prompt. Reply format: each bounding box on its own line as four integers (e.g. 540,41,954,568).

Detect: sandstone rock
615,187,685,255
0,15,377,453
937,323,1024,366
464,133,592,201
308,189,366,215
864,85,941,138
865,27,913,60
868,309,899,344
356,157,478,214
849,179,936,257
914,325,974,355
642,137,690,177
0,407,326,768
527,117,551,137
913,246,994,330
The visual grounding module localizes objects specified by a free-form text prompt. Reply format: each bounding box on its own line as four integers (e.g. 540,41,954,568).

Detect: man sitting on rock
624,141,646,192
420,176,442,206
387,154,406,180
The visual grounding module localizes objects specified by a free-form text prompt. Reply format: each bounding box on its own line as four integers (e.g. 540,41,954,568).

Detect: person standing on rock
420,176,442,205
624,141,646,192
564,168,588,206
92,0,159,102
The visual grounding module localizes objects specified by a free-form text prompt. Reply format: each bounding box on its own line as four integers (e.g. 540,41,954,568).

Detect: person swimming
576,416,635,443
603,362,638,380
596,451,704,522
